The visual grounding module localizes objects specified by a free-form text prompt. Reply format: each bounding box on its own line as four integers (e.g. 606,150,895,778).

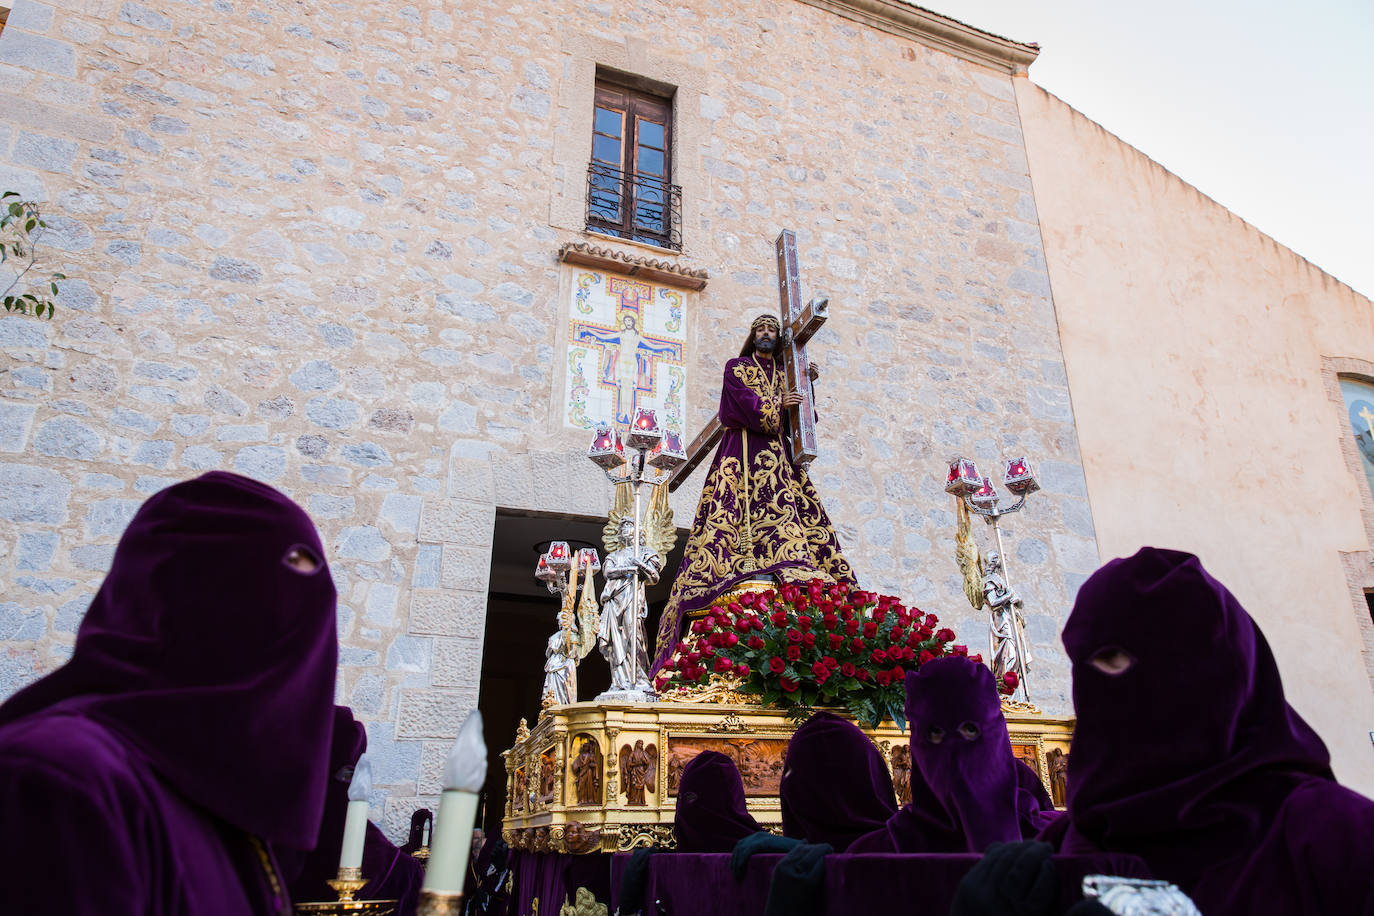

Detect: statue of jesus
653,314,855,669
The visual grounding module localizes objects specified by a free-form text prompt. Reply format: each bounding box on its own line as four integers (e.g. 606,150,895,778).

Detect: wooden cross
667,229,828,492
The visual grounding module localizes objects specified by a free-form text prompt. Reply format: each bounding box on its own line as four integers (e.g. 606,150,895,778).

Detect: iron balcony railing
585,163,682,252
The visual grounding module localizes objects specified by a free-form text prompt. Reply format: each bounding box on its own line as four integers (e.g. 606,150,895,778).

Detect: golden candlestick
293,866,399,915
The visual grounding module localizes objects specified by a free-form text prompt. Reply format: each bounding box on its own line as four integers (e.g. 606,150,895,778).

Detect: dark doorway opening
477,508,685,835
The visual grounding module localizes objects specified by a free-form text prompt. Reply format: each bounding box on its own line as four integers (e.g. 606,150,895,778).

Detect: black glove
950,841,1056,916
729,831,801,880
616,845,661,916
764,842,832,916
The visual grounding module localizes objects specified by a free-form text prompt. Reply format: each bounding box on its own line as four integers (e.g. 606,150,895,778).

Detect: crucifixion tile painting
564,269,688,439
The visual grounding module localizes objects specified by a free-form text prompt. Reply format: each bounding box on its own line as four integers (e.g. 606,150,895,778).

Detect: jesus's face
753,323,778,353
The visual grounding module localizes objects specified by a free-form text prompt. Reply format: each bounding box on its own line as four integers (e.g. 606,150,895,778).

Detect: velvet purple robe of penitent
779,712,898,851
279,706,425,914
850,657,1040,854
0,472,339,915
673,751,763,853
1047,547,1374,915
655,350,855,669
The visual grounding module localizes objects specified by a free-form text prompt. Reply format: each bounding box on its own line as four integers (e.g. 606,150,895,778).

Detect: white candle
422,711,487,894
339,754,373,871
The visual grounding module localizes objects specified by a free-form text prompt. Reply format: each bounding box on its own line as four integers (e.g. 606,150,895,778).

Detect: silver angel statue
597,517,663,694
541,553,600,708
983,550,1032,683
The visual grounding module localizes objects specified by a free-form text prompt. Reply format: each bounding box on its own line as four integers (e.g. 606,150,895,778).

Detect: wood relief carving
563,821,604,855
513,767,527,812
890,744,912,805
1011,742,1040,775
538,747,558,802
570,737,602,806
618,740,657,806
1046,747,1068,807
665,736,790,797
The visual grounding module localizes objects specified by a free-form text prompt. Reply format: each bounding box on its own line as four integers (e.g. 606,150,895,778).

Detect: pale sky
934,0,1374,299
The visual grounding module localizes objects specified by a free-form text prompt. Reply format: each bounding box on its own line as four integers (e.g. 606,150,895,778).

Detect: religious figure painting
1339,378,1374,497
564,270,687,434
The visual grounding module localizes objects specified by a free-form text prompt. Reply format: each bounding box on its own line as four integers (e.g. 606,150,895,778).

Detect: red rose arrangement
656,578,981,728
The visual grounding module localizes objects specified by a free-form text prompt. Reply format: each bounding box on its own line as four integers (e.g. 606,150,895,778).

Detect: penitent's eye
926,726,945,744
958,722,981,741
1089,647,1135,675
283,545,321,574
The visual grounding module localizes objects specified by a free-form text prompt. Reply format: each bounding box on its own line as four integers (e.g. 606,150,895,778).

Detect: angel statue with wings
618,739,658,806
542,551,600,708
954,500,1033,691
596,483,676,698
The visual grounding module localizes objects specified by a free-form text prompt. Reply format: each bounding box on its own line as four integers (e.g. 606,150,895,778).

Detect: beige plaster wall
1015,79,1374,792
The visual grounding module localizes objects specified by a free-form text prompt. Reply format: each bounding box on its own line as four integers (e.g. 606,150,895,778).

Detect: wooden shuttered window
587,80,679,250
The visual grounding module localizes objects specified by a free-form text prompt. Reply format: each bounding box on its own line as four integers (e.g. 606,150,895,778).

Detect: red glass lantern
647,429,687,471
969,476,1000,511
587,423,625,471
535,554,557,583
547,541,571,572
625,407,662,451
945,457,982,497
1003,457,1040,496
577,547,601,574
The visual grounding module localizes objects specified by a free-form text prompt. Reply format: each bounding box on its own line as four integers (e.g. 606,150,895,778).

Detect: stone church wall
1016,81,1374,793
0,0,1095,835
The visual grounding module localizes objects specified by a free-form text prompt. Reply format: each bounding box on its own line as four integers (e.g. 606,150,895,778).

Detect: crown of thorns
750,314,780,331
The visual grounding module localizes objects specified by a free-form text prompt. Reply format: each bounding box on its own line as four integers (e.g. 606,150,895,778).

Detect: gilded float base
502,696,1073,854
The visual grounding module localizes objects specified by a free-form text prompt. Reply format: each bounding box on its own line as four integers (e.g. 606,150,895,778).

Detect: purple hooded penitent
280,706,424,913
1054,547,1374,915
673,751,763,853
0,472,339,914
850,657,1025,853
780,712,897,851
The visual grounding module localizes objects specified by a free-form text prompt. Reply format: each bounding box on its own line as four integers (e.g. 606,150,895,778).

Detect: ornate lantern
945,457,983,498
647,429,687,471
587,423,625,472
534,554,557,584
577,548,601,574
546,541,571,572
969,476,1000,511
625,407,662,451
1003,457,1040,496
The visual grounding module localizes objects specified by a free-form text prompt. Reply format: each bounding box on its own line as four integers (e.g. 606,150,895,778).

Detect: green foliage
1,191,66,320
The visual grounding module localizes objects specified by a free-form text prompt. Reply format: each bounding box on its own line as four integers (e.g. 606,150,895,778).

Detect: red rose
676,640,690,653
918,625,934,639
841,662,856,677
1002,672,1019,689
735,662,749,677
685,651,699,664
752,616,766,631
802,632,816,649
870,649,887,665
780,676,799,693
856,668,870,682
828,633,844,650
889,625,904,641
822,655,838,670
769,656,786,674
795,595,810,613
815,671,829,686
969,653,984,664
655,676,669,691
725,632,739,647
952,644,968,657
798,615,814,632
936,627,956,643
919,650,934,664
771,611,788,626
877,595,892,610
701,644,715,658
876,671,891,687
714,656,734,672
740,591,758,608
708,632,724,648
822,614,839,630
862,620,878,638
808,580,824,601
691,620,706,634
901,647,915,661
786,645,801,662
786,628,803,643
890,665,905,679
811,660,828,677
748,635,765,650
840,607,855,621
661,658,677,670
844,620,859,636
872,606,887,624
850,638,865,652
925,613,939,628
734,619,752,634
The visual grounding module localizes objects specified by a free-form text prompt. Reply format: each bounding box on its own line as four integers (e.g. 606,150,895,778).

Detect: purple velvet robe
674,750,763,852
850,658,1030,854
780,712,897,851
280,707,425,913
0,472,339,914
1050,547,1374,915
656,353,854,667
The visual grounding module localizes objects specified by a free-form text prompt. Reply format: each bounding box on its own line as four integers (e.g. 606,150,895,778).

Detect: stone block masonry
0,0,1092,838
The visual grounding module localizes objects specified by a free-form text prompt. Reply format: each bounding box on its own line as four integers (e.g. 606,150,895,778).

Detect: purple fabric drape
674,750,763,853
280,707,424,914
849,658,1025,854
1014,757,1062,836
655,353,854,668
1053,546,1374,915
0,471,339,913
609,851,1151,916
780,712,897,851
